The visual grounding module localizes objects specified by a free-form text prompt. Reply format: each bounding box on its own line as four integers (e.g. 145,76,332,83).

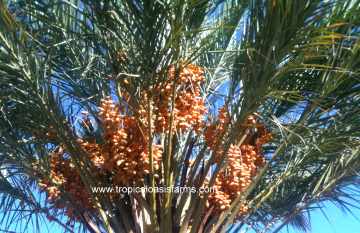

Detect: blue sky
279,202,360,233
227,201,360,233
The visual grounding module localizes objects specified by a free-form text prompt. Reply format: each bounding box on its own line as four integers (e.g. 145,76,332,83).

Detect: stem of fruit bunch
83,213,102,233
175,146,207,231
172,133,196,228
161,67,179,232
147,93,159,232
180,109,236,233
198,206,214,233
178,115,230,233
177,133,195,187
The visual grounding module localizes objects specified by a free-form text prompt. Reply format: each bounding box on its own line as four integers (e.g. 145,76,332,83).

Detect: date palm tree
0,0,360,233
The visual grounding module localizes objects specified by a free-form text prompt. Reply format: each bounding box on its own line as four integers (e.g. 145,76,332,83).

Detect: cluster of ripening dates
205,108,272,214
38,64,271,220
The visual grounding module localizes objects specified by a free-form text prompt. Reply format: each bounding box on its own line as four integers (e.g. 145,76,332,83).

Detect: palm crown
0,0,359,233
